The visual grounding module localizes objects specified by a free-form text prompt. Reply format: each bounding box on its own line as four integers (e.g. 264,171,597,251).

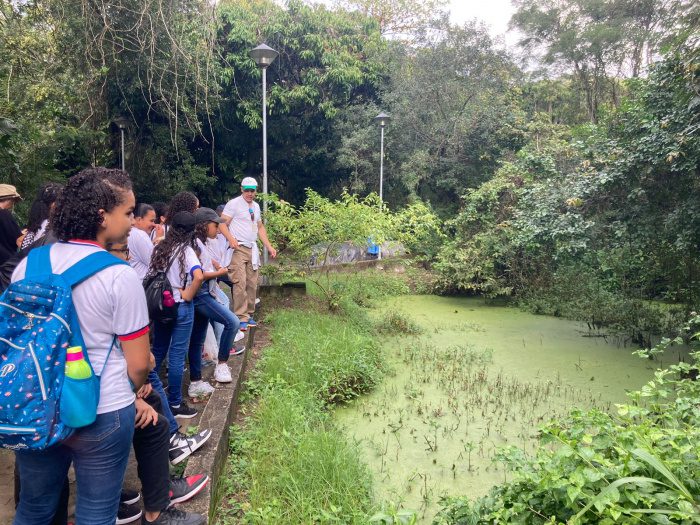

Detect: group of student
0,170,276,525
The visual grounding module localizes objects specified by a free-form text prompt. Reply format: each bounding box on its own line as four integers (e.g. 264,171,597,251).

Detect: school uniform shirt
197,238,223,296
150,223,168,243
211,233,233,268
12,241,150,414
128,227,154,280
166,245,201,303
222,196,261,245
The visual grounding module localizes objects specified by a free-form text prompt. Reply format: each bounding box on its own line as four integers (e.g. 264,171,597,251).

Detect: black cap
195,207,225,224
171,211,196,232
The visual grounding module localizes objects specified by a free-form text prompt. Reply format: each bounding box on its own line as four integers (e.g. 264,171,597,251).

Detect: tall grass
252,310,382,404
216,268,418,524
243,384,372,524
218,307,383,524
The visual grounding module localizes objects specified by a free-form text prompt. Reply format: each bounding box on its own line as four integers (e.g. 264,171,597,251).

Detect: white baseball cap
241,177,258,190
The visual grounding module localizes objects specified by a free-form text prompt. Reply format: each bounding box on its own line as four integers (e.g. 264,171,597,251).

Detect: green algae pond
334,295,683,523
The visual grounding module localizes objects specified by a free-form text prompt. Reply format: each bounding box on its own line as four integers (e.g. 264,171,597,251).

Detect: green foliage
434,315,700,524
250,309,382,405
511,0,677,122
265,189,399,308
217,296,391,523
433,48,700,329
226,382,373,524
394,202,446,262
334,270,410,307
215,0,386,203
376,311,422,336
380,19,526,210
267,189,394,260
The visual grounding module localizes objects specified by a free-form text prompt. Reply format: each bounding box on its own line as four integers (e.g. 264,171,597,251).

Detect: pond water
334,295,682,522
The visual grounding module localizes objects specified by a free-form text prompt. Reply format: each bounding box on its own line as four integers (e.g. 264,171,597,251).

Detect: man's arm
218,214,239,250
257,221,277,258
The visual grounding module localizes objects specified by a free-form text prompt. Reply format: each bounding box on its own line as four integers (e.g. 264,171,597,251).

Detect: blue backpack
0,245,127,450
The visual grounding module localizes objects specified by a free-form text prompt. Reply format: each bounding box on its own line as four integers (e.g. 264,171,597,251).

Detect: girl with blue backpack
7,167,152,525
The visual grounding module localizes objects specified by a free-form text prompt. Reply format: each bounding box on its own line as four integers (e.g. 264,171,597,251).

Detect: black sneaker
120,488,141,505
116,501,142,524
168,473,209,505
143,507,206,525
170,403,197,419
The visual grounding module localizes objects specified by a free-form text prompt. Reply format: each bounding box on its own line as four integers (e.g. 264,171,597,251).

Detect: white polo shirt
209,234,232,268
166,245,201,303
12,241,150,414
128,227,154,280
222,196,261,245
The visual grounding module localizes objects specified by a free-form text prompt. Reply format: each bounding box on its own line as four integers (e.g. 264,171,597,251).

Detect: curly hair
52,168,132,241
193,221,210,245
26,182,64,233
149,225,197,284
165,192,198,224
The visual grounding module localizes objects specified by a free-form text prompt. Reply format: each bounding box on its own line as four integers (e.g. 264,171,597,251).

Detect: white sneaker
214,363,232,383
234,330,245,343
188,380,215,398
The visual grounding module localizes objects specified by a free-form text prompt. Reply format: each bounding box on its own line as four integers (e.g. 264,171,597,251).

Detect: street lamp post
113,117,129,172
250,43,279,265
374,112,391,260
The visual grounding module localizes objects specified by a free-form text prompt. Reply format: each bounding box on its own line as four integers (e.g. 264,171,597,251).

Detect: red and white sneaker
168,474,210,506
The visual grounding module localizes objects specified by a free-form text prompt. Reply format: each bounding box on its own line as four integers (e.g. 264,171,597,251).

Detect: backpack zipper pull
23,313,36,329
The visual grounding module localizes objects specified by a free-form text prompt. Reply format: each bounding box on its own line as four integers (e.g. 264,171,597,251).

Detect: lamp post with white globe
250,43,279,264
374,111,391,260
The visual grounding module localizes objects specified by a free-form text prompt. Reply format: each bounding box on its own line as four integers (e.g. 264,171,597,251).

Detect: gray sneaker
143,507,206,525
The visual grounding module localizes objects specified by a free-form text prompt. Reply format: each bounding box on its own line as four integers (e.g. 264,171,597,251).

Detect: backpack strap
60,251,128,288
25,245,53,279
97,335,118,379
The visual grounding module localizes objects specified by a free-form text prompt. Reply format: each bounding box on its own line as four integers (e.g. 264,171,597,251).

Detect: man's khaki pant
228,245,257,323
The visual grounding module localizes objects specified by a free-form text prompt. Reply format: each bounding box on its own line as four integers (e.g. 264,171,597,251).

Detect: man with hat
0,184,23,266
219,177,276,330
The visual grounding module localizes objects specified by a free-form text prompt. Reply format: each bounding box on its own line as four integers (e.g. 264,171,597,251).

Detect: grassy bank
216,270,414,524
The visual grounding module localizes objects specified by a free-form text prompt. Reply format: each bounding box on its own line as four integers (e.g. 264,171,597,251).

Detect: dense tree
511,0,674,122
375,20,525,213
333,0,447,37
213,0,386,204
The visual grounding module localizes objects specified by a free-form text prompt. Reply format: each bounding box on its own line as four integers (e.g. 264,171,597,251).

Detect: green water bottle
65,346,93,379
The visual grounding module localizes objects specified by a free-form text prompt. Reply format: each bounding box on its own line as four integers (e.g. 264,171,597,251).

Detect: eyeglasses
248,208,255,222
242,189,256,193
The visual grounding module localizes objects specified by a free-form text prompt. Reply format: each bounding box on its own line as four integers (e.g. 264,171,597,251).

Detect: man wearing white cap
219,177,277,330
0,184,23,266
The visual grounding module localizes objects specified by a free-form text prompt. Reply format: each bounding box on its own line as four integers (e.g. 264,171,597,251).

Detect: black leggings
134,392,171,512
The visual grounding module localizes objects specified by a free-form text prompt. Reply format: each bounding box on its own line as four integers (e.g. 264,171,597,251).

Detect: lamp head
250,44,279,68
374,112,391,128
113,117,129,130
